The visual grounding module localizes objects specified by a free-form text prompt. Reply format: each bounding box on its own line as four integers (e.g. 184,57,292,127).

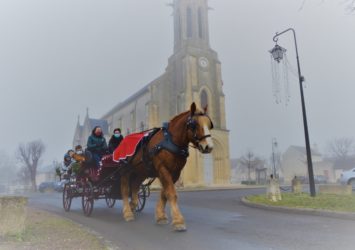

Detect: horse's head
186,103,214,154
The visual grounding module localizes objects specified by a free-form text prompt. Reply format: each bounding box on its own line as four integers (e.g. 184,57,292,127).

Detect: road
28,188,355,250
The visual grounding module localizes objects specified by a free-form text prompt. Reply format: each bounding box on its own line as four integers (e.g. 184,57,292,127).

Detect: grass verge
0,207,108,250
246,193,355,213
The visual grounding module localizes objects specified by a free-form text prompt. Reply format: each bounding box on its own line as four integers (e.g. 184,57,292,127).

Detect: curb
241,196,355,221
165,185,266,193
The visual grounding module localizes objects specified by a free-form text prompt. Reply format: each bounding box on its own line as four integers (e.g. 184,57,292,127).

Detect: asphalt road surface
28,188,355,250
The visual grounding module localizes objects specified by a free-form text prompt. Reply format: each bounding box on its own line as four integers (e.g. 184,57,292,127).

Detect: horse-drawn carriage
63,103,214,231
62,151,154,216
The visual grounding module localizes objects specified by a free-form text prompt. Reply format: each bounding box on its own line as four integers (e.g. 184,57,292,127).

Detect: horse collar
150,122,189,158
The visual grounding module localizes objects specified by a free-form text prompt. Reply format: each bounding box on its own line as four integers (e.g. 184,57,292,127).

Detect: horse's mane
170,110,190,124
169,108,204,124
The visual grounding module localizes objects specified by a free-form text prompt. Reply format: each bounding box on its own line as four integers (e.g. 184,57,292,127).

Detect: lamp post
271,138,278,178
270,28,316,197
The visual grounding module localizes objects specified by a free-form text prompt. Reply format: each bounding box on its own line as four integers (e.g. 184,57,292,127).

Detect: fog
0,0,354,167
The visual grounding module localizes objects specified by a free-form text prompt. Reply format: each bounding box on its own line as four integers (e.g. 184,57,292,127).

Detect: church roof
101,74,165,119
88,118,109,135
77,125,83,137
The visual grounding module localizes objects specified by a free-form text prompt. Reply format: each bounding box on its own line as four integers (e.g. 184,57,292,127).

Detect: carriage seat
101,154,114,165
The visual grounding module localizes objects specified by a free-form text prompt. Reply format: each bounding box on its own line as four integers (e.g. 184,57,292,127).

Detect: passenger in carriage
62,149,74,178
69,145,85,175
108,128,124,153
86,126,108,168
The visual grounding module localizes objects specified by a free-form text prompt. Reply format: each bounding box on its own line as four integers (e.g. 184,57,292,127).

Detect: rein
187,113,214,144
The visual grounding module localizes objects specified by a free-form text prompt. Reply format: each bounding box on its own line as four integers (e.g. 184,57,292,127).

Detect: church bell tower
173,0,210,52
166,0,231,186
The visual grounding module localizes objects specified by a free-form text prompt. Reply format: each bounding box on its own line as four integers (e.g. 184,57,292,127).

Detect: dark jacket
87,134,108,155
108,134,124,153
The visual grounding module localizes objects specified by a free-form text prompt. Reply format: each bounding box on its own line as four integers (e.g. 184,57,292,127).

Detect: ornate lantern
269,44,287,63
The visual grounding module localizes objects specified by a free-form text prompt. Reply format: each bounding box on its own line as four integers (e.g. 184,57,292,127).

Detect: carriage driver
86,126,108,168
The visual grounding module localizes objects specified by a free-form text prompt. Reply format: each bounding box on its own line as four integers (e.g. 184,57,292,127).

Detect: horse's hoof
173,224,187,232
124,215,135,222
156,218,169,225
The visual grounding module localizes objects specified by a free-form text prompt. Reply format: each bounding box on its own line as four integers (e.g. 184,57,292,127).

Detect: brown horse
120,102,214,231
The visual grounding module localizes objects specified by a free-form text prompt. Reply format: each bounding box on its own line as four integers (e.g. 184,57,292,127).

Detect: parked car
54,180,67,192
38,182,55,193
297,175,327,184
0,184,6,193
314,175,327,184
340,168,355,189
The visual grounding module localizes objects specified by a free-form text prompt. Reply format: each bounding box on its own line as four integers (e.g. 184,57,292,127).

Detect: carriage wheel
135,184,146,212
63,184,72,212
146,184,151,197
82,181,94,217
105,196,116,208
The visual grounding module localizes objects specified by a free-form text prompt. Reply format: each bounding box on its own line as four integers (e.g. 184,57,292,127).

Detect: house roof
324,156,355,170
288,145,322,156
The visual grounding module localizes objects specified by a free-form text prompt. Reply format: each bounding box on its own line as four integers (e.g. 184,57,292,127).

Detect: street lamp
270,28,316,197
269,44,287,63
271,138,278,178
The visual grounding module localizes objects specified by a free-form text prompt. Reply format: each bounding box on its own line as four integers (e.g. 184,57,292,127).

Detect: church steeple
172,0,210,52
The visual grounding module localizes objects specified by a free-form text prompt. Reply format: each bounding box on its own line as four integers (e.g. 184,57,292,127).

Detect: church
73,0,231,187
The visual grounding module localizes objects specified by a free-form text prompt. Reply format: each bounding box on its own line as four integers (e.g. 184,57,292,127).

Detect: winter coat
108,134,124,153
87,134,108,155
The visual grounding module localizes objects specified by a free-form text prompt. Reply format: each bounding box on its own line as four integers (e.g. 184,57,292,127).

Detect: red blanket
112,132,147,162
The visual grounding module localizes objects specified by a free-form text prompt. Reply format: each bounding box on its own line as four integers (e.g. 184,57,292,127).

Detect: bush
241,180,256,185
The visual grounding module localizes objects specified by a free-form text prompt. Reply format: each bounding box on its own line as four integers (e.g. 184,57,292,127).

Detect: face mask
76,150,83,154
114,133,120,138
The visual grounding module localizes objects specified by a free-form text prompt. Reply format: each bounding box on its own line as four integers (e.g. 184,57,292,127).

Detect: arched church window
200,90,208,109
198,8,203,39
187,7,193,38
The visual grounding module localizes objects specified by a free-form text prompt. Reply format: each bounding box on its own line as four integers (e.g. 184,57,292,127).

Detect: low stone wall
319,185,352,195
291,178,302,194
0,196,28,236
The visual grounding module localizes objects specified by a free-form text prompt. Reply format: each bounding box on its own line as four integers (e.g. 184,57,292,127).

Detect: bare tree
16,140,45,191
342,0,355,12
299,0,355,13
326,137,354,160
17,166,31,186
240,150,264,183
0,150,17,185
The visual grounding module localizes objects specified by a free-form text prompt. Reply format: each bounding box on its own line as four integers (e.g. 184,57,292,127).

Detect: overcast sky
0,0,354,166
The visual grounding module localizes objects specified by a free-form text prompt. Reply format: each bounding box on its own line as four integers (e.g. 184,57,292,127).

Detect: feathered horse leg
129,175,144,211
157,167,186,231
155,189,168,224
121,174,134,221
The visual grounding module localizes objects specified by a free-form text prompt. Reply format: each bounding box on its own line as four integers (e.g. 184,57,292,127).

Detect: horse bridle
187,113,214,145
